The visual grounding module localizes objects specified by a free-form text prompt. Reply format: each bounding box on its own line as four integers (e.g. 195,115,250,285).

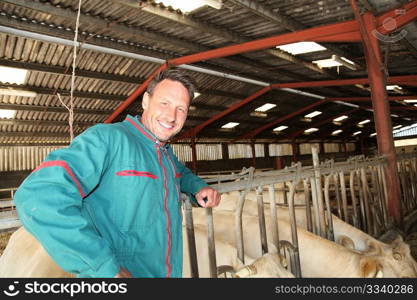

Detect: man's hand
195,186,221,208
114,267,133,278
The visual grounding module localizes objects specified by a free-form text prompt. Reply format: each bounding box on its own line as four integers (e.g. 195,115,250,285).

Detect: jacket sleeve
14,125,120,277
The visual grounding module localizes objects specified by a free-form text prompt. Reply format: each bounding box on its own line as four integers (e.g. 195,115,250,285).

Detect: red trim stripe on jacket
116,170,157,179
126,117,155,142
156,146,172,278
32,160,85,198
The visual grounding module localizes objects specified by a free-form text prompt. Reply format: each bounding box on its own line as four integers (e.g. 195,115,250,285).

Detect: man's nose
165,107,176,122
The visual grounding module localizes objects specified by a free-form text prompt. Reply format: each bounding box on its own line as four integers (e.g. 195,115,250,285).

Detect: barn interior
0,0,417,278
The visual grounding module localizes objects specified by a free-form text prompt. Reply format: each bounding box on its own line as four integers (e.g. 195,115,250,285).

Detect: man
14,68,220,278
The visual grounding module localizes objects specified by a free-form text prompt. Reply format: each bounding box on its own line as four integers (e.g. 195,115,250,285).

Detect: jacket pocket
115,170,157,179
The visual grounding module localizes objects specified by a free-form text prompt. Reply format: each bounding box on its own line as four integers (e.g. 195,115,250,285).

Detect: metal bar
324,175,335,241
325,176,335,241
235,190,247,264
311,146,326,237
349,170,360,228
268,184,280,253
287,181,302,278
339,171,349,223
205,208,218,278
183,195,199,278
303,179,313,233
255,186,268,255
333,173,343,219
360,167,372,234
310,175,321,236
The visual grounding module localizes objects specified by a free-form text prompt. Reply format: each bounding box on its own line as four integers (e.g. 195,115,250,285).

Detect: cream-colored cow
192,209,417,277
0,226,293,278
214,194,417,277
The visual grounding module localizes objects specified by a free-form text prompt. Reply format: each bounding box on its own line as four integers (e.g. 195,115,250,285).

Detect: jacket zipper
156,144,171,278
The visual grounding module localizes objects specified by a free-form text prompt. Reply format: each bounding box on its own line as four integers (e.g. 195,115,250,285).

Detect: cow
192,209,417,277
0,226,73,278
214,194,417,277
183,225,294,278
273,206,417,278
0,226,293,278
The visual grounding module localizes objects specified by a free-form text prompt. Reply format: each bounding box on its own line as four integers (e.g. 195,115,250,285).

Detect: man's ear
142,92,150,110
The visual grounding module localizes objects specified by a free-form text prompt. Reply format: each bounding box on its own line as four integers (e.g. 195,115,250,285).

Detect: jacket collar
124,115,170,150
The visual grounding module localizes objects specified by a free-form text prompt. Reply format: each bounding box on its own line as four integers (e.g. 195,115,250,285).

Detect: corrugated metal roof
0,0,415,146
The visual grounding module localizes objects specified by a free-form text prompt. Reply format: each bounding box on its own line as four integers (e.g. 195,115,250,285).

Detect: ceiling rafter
229,0,363,67
114,0,335,77
1,0,296,81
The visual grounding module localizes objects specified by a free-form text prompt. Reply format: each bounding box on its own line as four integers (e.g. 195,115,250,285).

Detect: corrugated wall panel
171,144,192,163
0,146,65,172
255,144,265,157
324,143,340,153
196,144,222,161
300,143,320,155
346,143,356,152
268,144,293,156
228,144,252,159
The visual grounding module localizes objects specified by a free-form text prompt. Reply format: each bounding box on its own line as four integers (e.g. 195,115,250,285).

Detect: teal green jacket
14,115,208,278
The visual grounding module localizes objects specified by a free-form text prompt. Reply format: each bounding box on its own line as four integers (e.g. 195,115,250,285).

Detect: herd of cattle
0,186,416,278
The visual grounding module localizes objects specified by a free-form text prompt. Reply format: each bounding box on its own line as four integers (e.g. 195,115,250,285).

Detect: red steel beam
352,1,403,225
234,99,328,141
376,0,417,35
328,96,417,101
176,86,272,140
270,75,417,89
376,0,417,24
104,1,417,124
104,63,168,123
168,20,359,66
316,119,370,140
287,108,360,139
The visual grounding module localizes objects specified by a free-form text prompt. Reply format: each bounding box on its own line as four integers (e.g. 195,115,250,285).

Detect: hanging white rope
58,0,82,142
69,0,83,141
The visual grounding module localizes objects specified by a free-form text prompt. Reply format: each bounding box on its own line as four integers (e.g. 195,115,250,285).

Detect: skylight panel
255,103,276,112
221,122,239,129
0,66,28,85
304,111,322,118
276,42,327,55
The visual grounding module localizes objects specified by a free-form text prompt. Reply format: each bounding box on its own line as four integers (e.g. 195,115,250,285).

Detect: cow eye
393,252,403,260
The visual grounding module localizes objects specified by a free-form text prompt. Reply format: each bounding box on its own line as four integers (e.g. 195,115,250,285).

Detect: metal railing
183,149,417,278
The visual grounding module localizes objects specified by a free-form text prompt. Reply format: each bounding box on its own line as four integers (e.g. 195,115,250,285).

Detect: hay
0,231,14,256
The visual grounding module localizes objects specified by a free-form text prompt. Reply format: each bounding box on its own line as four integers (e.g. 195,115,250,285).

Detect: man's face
141,79,190,143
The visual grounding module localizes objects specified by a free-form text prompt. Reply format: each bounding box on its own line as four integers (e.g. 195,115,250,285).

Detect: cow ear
365,239,383,256
391,235,404,246
360,258,384,278
337,235,356,250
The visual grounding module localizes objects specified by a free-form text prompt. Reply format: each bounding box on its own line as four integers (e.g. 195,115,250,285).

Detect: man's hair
146,68,197,101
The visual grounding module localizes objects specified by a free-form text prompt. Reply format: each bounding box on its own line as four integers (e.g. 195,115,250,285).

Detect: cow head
233,253,294,278
359,257,383,277
364,237,417,278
